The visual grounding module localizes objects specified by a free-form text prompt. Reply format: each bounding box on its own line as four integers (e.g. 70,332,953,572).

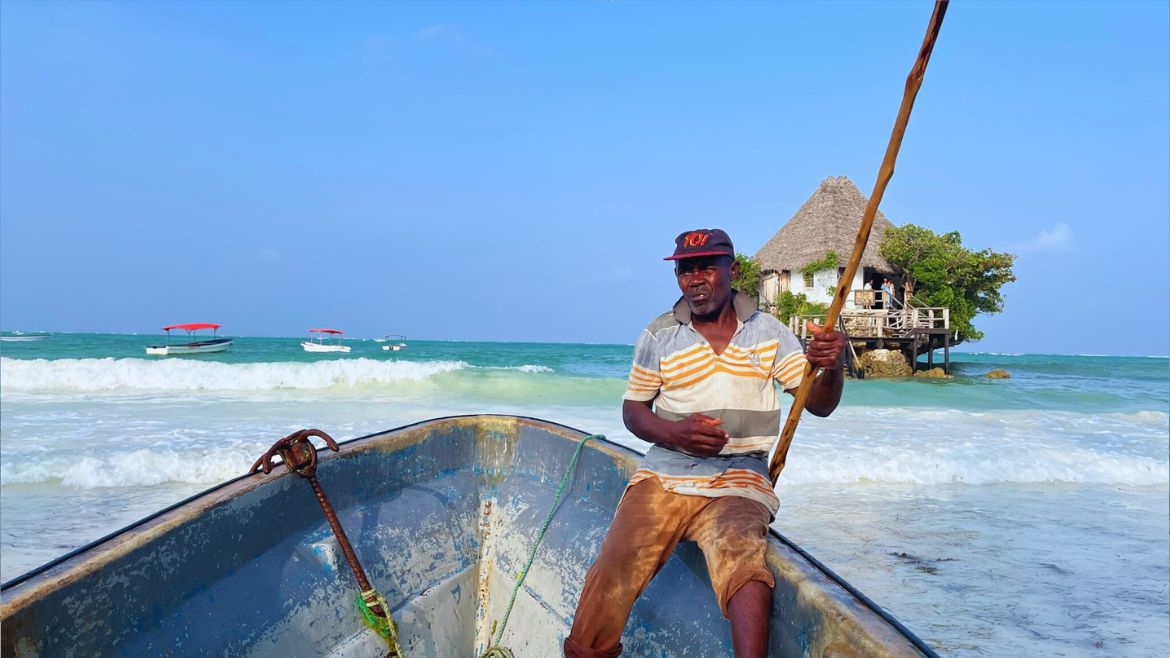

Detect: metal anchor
251,429,404,657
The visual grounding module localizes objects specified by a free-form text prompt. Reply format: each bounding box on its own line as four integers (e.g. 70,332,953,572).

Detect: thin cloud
255,247,283,261
590,266,636,284
415,24,453,41
414,24,495,58
1010,223,1073,255
361,36,395,66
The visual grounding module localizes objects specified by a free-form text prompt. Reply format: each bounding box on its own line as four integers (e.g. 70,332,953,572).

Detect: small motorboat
145,323,232,356
0,332,49,342
379,334,408,351
302,328,352,353
0,416,938,657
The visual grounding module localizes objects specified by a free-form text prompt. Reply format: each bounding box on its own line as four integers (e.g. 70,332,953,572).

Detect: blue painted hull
0,416,936,657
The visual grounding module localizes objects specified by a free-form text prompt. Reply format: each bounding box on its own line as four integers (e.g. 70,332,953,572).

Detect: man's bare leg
727,580,770,658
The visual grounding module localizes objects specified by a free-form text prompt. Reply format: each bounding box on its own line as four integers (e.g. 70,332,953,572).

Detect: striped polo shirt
624,291,807,515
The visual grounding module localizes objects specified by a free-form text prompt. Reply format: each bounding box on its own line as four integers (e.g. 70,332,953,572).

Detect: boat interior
0,416,934,658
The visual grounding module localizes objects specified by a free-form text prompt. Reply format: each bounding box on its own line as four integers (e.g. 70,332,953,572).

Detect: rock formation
857,349,912,378
913,367,948,379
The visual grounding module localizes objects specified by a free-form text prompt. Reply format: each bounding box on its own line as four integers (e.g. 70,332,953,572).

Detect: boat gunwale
0,414,939,658
0,416,588,593
145,337,234,350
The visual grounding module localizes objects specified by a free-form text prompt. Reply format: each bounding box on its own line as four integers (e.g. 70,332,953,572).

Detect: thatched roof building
754,176,898,274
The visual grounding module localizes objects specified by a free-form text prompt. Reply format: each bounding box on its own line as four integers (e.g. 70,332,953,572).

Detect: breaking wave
778,445,1169,486
1,357,471,392
0,448,259,488
3,440,1164,489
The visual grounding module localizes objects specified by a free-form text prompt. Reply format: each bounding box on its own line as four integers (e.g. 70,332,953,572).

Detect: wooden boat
145,323,232,356
0,416,937,657
302,328,352,353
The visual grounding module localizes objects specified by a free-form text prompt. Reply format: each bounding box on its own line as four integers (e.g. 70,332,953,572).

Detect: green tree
880,224,1016,343
732,253,761,298
774,291,829,326
802,250,839,275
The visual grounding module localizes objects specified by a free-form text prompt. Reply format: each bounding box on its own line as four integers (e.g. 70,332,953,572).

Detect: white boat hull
302,342,351,353
145,338,233,356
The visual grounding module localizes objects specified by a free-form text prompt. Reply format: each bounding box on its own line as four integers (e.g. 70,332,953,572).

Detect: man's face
675,255,739,318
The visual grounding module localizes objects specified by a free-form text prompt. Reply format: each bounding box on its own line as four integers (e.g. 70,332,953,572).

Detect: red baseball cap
664,228,735,261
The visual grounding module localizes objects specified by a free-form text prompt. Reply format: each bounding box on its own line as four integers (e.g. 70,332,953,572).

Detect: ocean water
1,334,1166,657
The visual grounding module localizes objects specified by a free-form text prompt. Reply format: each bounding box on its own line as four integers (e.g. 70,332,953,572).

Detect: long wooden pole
769,0,949,484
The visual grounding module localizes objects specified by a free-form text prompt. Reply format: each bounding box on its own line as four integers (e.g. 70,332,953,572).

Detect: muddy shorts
563,477,774,658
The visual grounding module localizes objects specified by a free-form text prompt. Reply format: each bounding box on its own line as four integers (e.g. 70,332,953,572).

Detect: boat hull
145,338,233,356
302,342,352,353
0,334,49,342
0,416,935,657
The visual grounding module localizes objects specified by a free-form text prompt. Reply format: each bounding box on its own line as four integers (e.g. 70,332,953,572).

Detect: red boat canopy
162,323,221,331
309,328,343,334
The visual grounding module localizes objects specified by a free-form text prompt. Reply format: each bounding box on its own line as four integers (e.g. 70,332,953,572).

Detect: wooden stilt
944,332,950,374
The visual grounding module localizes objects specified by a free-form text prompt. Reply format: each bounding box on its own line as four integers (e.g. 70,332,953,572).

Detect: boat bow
0,416,936,657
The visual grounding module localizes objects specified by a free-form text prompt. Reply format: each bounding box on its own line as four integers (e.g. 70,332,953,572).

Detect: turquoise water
4,332,1166,412
1,333,1167,656
5,332,1166,405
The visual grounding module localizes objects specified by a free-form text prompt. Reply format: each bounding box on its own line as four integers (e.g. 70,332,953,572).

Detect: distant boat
145,323,232,356
302,328,351,353
0,332,49,342
379,334,408,351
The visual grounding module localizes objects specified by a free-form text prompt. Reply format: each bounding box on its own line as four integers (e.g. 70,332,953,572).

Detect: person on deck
564,228,846,658
881,277,898,308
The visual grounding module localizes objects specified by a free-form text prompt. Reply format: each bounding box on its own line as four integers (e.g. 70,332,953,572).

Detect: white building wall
792,269,866,307
844,270,866,309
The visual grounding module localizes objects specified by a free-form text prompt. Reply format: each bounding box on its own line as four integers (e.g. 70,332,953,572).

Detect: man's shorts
564,477,774,657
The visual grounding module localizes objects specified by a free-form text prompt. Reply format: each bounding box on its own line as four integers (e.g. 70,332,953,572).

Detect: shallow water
1,335,1167,656
777,483,1168,657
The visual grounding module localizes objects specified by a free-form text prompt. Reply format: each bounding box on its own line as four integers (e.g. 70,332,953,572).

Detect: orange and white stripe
627,469,780,515
621,293,808,516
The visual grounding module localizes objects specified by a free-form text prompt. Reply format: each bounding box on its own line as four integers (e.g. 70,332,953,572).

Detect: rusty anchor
251,429,404,657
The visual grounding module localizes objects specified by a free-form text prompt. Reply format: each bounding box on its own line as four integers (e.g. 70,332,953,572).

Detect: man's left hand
804,320,846,369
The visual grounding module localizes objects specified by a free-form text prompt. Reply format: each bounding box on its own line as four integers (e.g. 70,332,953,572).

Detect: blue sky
1,1,1167,355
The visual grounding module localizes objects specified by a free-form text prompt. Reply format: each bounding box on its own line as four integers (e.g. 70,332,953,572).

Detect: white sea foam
2,363,1165,489
778,445,1169,486
4,417,1163,489
1,448,258,488
515,364,554,373
1128,410,1170,424
0,357,470,392
4,442,1163,489
777,407,1169,486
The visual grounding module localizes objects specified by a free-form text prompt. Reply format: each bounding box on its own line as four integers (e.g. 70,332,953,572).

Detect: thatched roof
754,176,898,273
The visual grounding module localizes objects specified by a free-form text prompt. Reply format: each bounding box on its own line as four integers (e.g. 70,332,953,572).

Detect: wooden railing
789,299,949,340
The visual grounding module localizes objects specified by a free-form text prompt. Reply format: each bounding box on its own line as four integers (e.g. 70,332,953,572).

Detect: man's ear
730,258,741,279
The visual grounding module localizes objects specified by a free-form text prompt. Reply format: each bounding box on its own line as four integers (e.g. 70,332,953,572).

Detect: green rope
479,433,603,658
356,588,405,657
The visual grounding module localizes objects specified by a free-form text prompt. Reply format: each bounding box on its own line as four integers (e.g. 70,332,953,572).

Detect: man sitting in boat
565,228,846,658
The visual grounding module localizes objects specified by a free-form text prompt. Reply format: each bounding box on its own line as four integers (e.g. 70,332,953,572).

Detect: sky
1,1,1167,355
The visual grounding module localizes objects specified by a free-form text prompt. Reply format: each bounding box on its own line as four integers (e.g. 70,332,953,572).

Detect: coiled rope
479,433,603,658
356,588,404,657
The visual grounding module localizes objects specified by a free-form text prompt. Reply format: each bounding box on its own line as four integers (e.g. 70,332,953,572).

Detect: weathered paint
0,416,935,657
